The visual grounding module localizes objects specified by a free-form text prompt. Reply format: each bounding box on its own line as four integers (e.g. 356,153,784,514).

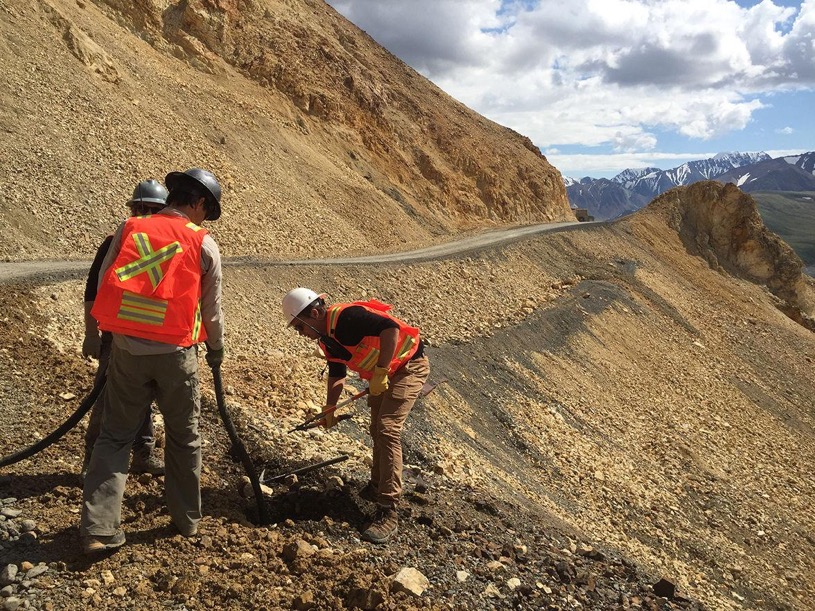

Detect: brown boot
131,447,165,475
82,530,125,555
362,506,398,544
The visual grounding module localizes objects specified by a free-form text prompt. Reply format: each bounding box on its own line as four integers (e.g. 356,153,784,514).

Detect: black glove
205,344,225,368
82,332,102,359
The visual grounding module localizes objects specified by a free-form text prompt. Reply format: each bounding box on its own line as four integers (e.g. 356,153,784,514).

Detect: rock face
644,181,814,328
114,0,570,223
0,0,572,261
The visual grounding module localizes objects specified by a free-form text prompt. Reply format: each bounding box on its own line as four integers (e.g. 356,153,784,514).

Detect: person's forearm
201,236,224,349
376,327,399,368
83,301,99,335
326,376,345,406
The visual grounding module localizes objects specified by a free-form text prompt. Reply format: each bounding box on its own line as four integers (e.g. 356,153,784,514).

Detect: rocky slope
1,1,814,610
0,0,571,263
0,184,813,610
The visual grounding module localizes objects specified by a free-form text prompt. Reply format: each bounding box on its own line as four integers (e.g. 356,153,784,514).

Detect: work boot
362,505,398,544
131,447,165,476
358,481,379,503
82,530,126,555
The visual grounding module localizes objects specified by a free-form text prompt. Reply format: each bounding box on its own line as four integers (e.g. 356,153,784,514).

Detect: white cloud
776,126,795,134
550,148,809,178
326,0,813,157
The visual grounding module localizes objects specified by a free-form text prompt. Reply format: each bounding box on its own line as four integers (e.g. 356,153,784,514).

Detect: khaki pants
84,334,155,454
367,355,430,507
81,343,202,537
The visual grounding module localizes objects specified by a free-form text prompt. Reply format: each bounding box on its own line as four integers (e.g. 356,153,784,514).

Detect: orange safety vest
319,300,420,379
91,214,208,347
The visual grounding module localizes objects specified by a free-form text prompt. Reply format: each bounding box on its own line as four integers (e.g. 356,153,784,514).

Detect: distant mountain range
565,151,815,221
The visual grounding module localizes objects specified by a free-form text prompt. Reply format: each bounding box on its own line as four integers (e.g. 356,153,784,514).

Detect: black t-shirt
324,305,423,378
84,235,114,302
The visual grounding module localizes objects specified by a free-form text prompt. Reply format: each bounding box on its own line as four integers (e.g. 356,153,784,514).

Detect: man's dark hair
167,186,216,219
297,297,325,319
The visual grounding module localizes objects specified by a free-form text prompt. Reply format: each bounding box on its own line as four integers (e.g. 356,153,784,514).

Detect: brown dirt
0,0,813,609
0,0,572,263
1,192,813,609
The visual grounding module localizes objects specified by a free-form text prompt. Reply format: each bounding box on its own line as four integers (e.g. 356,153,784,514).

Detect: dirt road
0,221,591,283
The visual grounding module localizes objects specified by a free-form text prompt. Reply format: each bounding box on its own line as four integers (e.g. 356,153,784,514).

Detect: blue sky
326,0,814,179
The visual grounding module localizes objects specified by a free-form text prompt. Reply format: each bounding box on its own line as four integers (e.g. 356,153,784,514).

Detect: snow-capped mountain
782,151,815,175
715,152,815,192
563,151,789,220
611,167,661,188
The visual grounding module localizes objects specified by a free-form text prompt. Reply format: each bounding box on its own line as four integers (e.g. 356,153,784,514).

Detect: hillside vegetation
751,191,815,266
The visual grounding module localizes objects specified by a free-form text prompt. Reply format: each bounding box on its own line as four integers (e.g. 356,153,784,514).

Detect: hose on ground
211,365,270,525
0,374,105,469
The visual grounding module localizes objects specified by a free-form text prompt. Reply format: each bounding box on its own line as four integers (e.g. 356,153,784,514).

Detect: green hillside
751,191,815,266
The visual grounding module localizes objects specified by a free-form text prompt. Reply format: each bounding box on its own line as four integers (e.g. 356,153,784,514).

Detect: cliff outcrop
637,181,815,330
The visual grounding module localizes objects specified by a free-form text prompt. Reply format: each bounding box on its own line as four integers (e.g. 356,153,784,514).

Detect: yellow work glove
322,406,338,429
369,366,390,396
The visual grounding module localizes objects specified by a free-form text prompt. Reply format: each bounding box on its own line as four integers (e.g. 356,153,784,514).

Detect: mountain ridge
565,151,815,221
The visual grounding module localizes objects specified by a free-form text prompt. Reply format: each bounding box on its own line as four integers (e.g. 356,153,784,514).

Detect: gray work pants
81,343,202,537
84,334,155,454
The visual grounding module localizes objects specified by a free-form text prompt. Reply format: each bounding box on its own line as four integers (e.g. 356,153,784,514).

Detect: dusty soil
0,202,813,610
1,1,813,610
0,0,572,264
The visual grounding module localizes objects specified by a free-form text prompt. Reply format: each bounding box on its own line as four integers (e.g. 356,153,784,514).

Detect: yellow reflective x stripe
115,233,182,289
116,291,168,326
134,233,162,287
396,335,416,360
192,302,202,342
186,222,202,232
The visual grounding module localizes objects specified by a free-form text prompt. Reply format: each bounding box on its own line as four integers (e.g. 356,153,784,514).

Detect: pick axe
288,377,448,433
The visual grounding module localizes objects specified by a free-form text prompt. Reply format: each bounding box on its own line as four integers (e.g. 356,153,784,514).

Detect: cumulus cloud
326,0,813,165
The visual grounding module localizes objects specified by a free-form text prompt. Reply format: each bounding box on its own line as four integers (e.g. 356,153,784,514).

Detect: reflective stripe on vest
92,214,208,347
117,290,168,326
115,233,182,288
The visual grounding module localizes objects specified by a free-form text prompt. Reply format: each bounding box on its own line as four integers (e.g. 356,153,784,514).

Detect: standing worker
81,179,168,478
282,288,430,544
80,168,225,555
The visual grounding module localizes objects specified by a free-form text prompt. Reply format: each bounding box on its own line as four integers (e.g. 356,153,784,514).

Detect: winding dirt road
0,220,592,283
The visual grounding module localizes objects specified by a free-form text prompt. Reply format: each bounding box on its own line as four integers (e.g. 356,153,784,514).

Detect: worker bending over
282,288,430,544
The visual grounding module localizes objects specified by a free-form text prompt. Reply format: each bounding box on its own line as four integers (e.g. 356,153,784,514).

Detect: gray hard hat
165,168,222,220
128,179,169,206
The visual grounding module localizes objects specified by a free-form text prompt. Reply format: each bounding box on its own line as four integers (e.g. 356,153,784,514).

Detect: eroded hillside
0,184,812,609
0,0,572,263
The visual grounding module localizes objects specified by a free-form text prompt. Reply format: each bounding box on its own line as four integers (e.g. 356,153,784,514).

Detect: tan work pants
367,355,430,507
81,343,202,537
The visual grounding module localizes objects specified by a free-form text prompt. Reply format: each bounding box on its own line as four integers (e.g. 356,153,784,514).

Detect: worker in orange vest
81,179,168,479
282,288,430,544
80,168,225,556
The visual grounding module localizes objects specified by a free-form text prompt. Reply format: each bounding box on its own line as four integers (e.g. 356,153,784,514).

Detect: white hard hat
282,287,326,325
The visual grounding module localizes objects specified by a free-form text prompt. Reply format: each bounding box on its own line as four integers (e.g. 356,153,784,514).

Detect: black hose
0,374,106,468
211,365,270,525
